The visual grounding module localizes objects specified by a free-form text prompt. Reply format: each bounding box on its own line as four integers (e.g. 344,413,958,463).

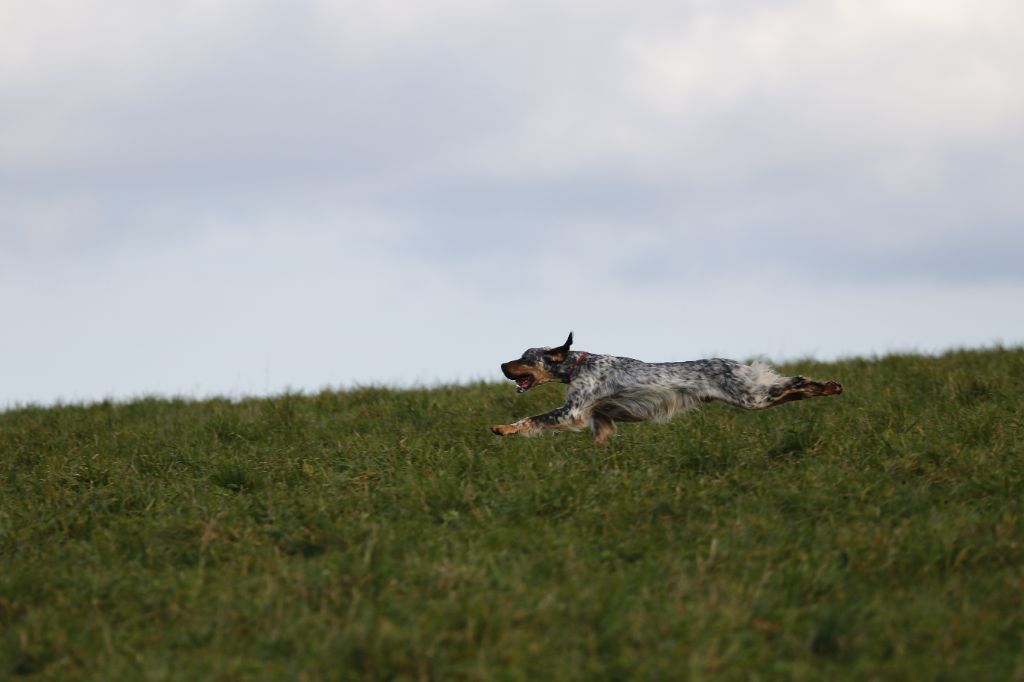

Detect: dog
490,333,843,444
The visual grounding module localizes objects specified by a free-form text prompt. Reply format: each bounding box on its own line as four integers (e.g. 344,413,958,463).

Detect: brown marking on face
500,358,559,393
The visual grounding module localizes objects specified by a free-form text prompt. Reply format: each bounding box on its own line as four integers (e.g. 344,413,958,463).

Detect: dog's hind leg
766,376,844,407
589,412,617,444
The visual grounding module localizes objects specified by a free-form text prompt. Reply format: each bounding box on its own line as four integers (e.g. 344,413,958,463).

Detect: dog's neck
565,351,591,383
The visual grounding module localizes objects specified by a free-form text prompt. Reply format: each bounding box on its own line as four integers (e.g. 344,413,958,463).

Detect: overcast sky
2,0,1022,407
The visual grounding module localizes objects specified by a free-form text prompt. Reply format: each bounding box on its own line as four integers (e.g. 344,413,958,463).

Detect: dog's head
500,332,574,393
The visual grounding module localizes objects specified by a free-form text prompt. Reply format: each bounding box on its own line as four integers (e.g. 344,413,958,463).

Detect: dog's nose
500,362,514,379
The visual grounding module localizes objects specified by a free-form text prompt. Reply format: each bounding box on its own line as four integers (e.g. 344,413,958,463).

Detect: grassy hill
1,348,1022,680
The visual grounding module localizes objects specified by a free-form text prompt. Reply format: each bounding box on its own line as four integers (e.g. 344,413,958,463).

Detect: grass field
1,348,1022,680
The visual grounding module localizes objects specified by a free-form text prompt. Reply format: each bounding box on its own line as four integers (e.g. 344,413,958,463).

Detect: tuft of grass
1,348,1023,680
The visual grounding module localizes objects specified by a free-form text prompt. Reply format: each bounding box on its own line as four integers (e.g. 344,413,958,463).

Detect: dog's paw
490,424,516,436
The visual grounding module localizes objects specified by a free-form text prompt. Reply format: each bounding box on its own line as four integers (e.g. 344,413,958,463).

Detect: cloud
1,1,1022,404
4,1,1021,255
3,217,1019,408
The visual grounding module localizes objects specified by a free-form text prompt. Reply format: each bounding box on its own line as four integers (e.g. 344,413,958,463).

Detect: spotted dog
490,333,843,444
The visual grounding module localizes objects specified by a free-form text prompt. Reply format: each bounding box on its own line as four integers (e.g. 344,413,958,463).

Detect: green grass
2,348,1023,680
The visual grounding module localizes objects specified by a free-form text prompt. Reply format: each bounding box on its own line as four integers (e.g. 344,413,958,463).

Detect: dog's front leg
490,405,587,438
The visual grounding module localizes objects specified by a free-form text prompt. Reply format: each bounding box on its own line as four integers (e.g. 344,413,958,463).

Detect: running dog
490,333,843,444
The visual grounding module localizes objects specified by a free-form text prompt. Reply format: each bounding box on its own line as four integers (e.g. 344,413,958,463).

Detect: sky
2,0,1022,408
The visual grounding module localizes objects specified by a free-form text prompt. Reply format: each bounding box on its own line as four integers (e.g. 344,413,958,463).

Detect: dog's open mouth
512,375,534,393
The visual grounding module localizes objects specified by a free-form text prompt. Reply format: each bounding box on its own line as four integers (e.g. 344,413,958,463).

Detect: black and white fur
490,333,843,444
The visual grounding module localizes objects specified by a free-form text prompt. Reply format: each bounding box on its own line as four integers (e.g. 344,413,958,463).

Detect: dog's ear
544,332,574,363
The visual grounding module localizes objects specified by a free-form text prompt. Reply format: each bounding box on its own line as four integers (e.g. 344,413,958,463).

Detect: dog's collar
568,352,590,383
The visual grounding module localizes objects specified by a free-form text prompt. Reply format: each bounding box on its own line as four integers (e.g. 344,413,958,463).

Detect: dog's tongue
516,378,531,393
